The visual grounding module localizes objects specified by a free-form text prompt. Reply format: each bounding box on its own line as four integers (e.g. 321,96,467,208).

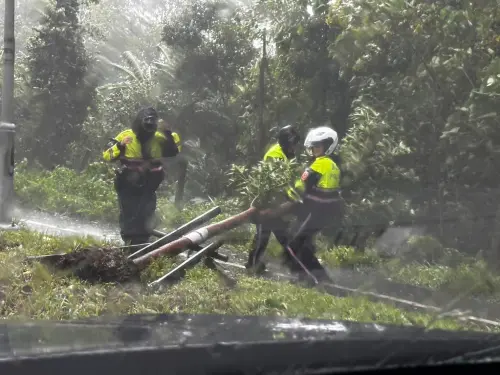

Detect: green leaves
11,0,500,260
23,0,95,169
227,158,300,208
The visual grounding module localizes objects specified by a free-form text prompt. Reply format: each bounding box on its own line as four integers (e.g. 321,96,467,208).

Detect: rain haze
0,0,500,370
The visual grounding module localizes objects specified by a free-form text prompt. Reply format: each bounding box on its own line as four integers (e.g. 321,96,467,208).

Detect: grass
12,163,500,324
14,160,239,229
318,245,382,269
0,228,493,332
382,260,500,301
312,239,500,303
15,160,119,221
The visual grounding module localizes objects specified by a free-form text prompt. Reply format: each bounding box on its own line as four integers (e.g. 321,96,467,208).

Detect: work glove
286,186,303,204
162,129,174,140
161,129,179,156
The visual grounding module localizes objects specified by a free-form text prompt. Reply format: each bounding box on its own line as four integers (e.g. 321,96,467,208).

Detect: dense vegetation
7,0,499,258
14,164,500,311
2,0,500,327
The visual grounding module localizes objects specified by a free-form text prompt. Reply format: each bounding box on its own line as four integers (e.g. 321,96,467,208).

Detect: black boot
245,260,267,276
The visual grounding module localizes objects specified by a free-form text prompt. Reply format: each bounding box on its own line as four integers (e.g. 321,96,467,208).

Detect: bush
228,159,300,209
402,235,477,266
404,235,446,264
15,159,118,221
319,246,382,269
440,261,500,298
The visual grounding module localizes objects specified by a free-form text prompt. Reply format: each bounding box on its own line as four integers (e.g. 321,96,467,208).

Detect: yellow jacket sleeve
172,132,182,152
103,132,127,162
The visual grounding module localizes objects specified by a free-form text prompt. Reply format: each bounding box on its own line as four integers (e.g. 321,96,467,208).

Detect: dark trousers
246,217,291,269
114,172,159,245
284,199,344,282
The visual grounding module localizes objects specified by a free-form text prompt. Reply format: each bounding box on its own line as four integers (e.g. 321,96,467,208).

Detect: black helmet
133,106,158,135
278,125,300,149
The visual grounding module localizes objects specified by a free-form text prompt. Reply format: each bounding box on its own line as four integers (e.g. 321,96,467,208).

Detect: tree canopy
7,0,500,261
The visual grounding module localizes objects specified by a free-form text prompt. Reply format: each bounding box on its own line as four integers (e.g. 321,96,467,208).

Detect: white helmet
303,126,339,156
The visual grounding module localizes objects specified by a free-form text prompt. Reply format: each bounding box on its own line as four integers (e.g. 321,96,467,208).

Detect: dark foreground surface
0,313,500,374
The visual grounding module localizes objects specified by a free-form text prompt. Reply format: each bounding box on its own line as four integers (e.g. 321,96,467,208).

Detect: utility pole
0,0,16,226
257,29,267,159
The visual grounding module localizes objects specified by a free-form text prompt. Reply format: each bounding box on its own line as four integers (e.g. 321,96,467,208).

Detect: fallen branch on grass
27,203,296,284
44,247,141,283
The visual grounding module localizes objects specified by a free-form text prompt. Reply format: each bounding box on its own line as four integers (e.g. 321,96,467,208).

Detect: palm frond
121,50,145,81
97,54,138,81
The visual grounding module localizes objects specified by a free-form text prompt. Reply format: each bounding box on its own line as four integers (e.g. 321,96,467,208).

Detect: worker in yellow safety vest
282,126,344,284
103,106,181,246
245,125,301,274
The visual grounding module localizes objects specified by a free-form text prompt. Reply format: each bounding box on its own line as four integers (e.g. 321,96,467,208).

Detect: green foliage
15,160,240,231
160,0,257,166
403,235,463,265
319,246,382,269
15,159,118,221
440,261,499,298
10,0,500,327
15,164,500,324
228,158,300,208
0,229,488,331
23,0,97,168
340,103,414,189
11,0,500,242
327,0,500,255
396,233,485,269
387,260,500,301
337,103,417,244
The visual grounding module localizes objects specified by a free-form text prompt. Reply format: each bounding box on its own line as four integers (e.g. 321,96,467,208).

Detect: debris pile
53,247,140,283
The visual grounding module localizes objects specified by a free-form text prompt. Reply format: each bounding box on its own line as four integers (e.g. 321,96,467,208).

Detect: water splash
12,205,120,241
